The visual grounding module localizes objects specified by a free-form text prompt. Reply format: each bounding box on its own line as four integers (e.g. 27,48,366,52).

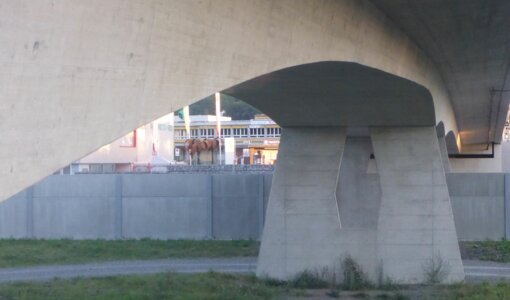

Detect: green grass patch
0,272,300,300
460,240,510,262
0,239,259,268
449,282,510,300
1,273,510,300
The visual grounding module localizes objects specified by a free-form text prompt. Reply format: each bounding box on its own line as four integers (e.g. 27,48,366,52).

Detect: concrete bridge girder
0,0,458,202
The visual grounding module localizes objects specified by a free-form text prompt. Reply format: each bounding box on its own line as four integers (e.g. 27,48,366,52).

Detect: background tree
189,93,261,120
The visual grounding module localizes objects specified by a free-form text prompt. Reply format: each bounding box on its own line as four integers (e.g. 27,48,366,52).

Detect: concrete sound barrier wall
0,172,508,241
0,174,271,240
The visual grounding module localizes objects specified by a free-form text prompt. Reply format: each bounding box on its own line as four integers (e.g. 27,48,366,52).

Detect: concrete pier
257,127,346,279
371,127,464,283
258,126,464,283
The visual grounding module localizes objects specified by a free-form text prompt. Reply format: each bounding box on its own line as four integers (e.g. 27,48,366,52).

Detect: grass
2,239,510,299
0,239,259,268
0,273,510,300
0,272,301,300
448,282,510,300
460,240,510,262
0,239,506,269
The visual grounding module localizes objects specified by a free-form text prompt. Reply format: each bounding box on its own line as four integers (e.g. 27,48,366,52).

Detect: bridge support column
437,135,451,172
257,126,464,283
257,127,346,279
371,126,464,283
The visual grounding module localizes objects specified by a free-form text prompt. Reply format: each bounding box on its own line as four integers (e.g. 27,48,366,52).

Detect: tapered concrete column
437,136,451,172
257,127,346,279
371,127,464,283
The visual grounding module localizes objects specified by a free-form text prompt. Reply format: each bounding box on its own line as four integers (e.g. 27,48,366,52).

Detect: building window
221,128,231,137
90,164,103,173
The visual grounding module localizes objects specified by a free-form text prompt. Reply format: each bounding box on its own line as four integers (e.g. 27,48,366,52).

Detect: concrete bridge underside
1,0,508,283
0,0,459,202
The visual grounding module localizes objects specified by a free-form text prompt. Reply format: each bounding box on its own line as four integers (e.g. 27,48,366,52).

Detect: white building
70,113,175,173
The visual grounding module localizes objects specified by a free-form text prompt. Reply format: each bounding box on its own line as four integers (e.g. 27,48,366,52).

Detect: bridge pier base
256,127,346,279
257,126,464,284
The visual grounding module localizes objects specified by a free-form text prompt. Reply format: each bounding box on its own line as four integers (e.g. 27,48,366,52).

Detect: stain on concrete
33,41,40,52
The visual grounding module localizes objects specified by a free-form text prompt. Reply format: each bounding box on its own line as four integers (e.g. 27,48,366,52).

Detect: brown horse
203,139,219,151
184,139,220,165
203,139,220,163
184,139,194,153
184,139,195,154
194,139,207,152
184,139,209,164
184,139,195,164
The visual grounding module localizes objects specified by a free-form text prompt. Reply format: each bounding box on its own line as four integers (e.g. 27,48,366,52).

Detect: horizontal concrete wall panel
212,175,264,239
451,196,504,241
446,173,504,197
0,193,28,238
122,174,210,197
447,173,506,241
34,175,117,197
122,197,210,239
32,197,116,239
0,173,506,241
213,195,260,239
212,175,260,197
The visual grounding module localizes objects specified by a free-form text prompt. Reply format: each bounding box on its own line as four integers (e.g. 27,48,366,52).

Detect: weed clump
422,252,451,284
341,256,371,290
290,270,330,289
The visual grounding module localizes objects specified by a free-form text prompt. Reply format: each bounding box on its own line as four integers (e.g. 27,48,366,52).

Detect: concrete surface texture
372,0,510,145
1,174,271,240
258,127,464,283
1,172,508,242
335,137,381,282
502,143,510,172
371,127,464,283
450,144,503,173
447,173,506,241
0,0,461,202
224,62,436,127
257,127,347,280
437,136,451,173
